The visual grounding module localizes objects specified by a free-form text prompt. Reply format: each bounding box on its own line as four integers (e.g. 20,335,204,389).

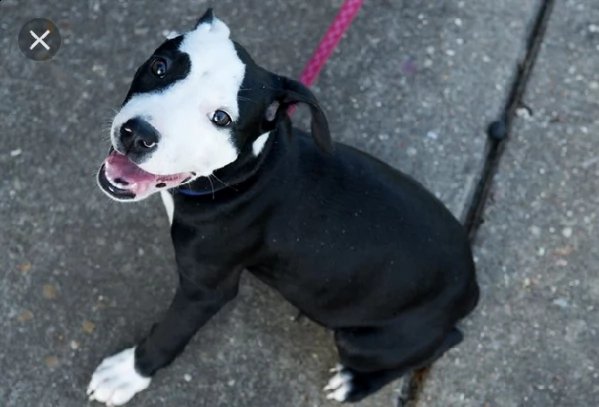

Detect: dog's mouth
97,148,193,201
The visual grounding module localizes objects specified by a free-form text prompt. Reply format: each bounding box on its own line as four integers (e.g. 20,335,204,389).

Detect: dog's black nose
119,118,160,154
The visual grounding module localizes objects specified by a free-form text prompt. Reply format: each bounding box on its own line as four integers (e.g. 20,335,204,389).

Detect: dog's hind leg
325,327,463,403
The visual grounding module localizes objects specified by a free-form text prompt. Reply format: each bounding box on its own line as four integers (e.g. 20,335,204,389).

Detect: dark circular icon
18,18,61,61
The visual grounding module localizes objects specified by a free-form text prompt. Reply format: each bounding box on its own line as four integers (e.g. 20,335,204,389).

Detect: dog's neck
176,117,294,198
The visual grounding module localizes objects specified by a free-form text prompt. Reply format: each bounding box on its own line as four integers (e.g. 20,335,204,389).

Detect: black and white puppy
89,9,479,406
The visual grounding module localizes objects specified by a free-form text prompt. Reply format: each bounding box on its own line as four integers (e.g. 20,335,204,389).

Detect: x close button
18,18,61,61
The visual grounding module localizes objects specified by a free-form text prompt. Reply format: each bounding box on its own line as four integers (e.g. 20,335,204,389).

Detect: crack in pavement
464,0,557,242
398,0,557,405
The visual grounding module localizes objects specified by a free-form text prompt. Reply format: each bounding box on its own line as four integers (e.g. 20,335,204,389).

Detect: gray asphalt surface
422,1,599,405
1,0,597,406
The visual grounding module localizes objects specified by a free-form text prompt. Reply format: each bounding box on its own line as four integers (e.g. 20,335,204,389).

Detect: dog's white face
97,9,332,203
98,12,246,202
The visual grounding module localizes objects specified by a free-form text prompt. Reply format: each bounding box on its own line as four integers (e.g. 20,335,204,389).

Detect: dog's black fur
107,11,479,403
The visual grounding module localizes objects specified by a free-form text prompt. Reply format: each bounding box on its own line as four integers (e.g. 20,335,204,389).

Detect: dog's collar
176,177,228,197
177,187,212,196
176,184,226,197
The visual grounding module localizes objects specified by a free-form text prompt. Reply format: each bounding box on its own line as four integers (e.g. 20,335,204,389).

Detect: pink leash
290,0,363,114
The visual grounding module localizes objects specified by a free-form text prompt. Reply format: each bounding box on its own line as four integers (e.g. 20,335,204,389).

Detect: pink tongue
105,151,156,184
103,151,192,198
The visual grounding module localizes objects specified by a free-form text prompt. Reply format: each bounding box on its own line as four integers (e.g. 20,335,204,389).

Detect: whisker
237,95,261,105
207,175,216,199
210,173,237,192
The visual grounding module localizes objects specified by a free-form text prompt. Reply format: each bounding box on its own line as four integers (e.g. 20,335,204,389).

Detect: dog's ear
194,8,230,37
267,76,334,153
195,8,215,28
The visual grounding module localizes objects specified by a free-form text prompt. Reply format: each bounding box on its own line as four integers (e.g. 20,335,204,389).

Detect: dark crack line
398,0,557,406
463,0,557,241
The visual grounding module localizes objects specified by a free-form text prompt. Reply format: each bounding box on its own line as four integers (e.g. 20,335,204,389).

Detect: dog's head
97,9,333,202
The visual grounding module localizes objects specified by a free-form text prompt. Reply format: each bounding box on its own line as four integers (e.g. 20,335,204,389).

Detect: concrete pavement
421,1,599,405
1,0,596,406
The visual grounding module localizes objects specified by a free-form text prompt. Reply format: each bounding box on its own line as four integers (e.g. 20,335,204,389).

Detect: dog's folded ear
268,76,334,154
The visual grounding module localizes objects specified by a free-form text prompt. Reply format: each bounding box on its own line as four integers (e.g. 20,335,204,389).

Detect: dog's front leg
88,265,242,406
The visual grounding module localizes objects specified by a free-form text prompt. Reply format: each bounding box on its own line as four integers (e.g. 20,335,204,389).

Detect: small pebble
423,59,433,68
426,131,438,140
17,310,33,323
10,149,22,157
562,227,573,238
516,108,531,119
407,147,417,156
553,298,569,309
19,262,32,273
455,18,463,27
184,374,192,382
589,24,599,33
70,340,80,350
445,49,456,56
554,245,574,256
45,356,59,368
426,46,435,55
82,320,95,334
43,284,57,300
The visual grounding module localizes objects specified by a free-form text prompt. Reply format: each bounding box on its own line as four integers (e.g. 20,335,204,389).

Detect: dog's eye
211,110,232,127
150,58,167,78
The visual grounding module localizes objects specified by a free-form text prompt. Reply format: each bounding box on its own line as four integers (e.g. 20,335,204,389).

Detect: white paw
87,347,151,406
324,365,353,402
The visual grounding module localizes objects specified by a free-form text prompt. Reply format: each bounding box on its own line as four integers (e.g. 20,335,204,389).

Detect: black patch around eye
122,36,191,105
